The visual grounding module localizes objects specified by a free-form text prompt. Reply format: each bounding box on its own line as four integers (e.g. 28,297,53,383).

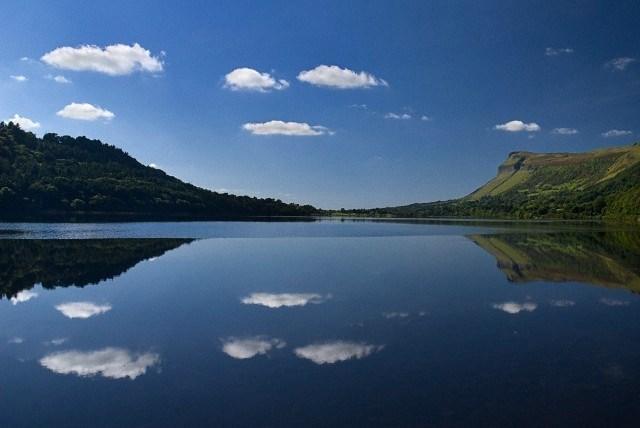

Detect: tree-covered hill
349,144,640,220
0,122,317,220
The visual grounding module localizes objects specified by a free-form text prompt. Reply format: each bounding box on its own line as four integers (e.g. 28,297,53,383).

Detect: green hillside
0,122,317,220
353,144,640,220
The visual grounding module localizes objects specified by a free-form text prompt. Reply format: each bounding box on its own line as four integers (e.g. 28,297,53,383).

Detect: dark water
1,220,640,427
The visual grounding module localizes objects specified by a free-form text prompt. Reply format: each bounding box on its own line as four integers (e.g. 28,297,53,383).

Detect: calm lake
1,219,640,427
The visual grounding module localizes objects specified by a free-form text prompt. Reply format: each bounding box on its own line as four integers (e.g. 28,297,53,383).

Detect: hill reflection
470,230,640,291
0,238,193,299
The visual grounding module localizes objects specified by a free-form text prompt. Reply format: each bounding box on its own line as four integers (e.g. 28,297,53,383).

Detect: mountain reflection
470,230,640,291
0,238,193,299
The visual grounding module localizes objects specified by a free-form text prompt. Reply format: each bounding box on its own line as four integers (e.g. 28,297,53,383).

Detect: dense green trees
0,122,317,220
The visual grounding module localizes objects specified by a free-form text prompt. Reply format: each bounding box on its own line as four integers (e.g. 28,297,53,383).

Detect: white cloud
545,47,574,56
41,43,163,76
221,336,286,359
605,57,636,71
20,56,30,61
494,120,541,132
550,299,575,307
5,114,41,130
382,312,410,319
421,115,432,121
492,302,537,314
10,75,27,82
45,338,68,346
243,120,331,136
385,112,411,120
600,298,630,307
55,302,112,319
8,337,24,344
241,292,329,308
224,67,289,92
10,290,38,305
294,341,383,364
602,129,632,138
297,65,387,89
148,163,158,168
46,74,71,84
56,103,114,121
40,347,159,379
551,127,578,135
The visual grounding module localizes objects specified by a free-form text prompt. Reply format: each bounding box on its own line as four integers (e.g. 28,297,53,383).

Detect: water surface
1,220,639,427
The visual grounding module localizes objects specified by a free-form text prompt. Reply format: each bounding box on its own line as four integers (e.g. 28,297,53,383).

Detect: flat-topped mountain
0,122,317,220
355,144,640,220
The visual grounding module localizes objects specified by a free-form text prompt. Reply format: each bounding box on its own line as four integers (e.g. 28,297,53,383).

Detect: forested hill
352,144,640,220
0,122,317,220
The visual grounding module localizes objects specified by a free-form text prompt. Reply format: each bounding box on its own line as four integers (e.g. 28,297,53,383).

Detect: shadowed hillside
0,238,192,299
0,122,317,220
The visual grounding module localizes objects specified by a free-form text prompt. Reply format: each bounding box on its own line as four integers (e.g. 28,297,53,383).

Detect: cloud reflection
550,299,575,307
294,341,383,364
221,336,286,359
492,302,537,314
241,293,329,308
40,348,159,379
11,290,38,305
55,302,112,319
600,298,630,307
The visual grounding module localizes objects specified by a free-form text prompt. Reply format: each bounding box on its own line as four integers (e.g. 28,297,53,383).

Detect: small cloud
349,104,368,110
44,338,68,346
602,129,632,138
41,43,163,76
241,292,329,308
385,112,411,120
294,341,383,364
605,57,636,71
492,302,537,314
243,120,331,136
148,163,158,168
550,299,575,307
382,312,410,319
221,336,286,359
4,114,41,130
10,290,38,305
46,74,71,84
545,47,574,56
494,120,541,133
20,56,30,61
55,302,112,319
297,65,387,89
10,75,27,82
8,337,24,344
224,67,289,92
600,298,630,307
421,115,432,121
40,347,159,379
56,103,114,121
551,127,578,135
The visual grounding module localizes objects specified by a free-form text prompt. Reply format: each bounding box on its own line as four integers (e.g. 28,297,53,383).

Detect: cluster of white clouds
41,43,164,76
602,129,632,138
492,301,537,314
551,127,578,135
241,292,329,308
4,114,41,130
294,341,383,364
10,74,27,82
224,68,289,92
297,65,387,89
40,347,160,379
55,301,112,319
385,112,411,120
242,120,331,136
494,120,541,133
10,290,39,305
221,336,286,359
605,57,636,71
545,47,574,56
56,103,115,121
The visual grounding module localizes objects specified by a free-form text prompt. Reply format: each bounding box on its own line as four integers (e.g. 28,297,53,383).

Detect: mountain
0,238,192,299
358,144,640,220
0,122,317,220
469,230,640,292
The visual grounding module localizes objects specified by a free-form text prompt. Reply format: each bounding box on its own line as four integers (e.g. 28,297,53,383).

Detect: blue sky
1,0,639,209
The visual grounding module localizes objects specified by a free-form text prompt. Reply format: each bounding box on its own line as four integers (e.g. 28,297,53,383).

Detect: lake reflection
1,223,640,427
